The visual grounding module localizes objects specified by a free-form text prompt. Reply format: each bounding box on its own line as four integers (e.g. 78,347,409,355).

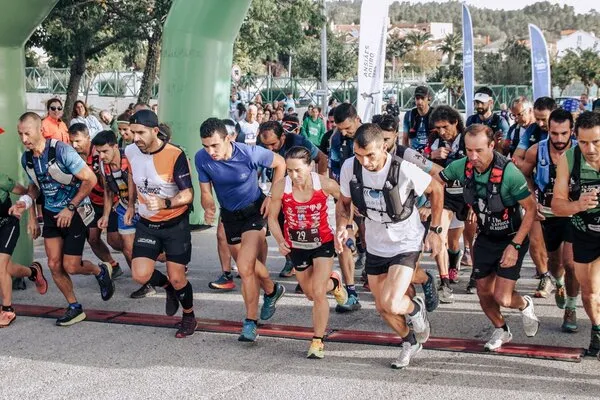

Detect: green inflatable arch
0,0,252,264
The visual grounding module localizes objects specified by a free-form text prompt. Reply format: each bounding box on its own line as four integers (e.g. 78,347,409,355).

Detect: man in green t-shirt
439,123,539,352
301,106,325,147
552,111,600,359
0,173,48,327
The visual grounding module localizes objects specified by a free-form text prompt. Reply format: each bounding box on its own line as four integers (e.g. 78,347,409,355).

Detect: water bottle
345,238,356,252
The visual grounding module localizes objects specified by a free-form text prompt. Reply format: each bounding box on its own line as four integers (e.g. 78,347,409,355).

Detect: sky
409,0,597,14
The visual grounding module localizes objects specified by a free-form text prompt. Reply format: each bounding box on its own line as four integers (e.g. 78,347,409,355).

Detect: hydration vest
526,124,545,147
534,139,578,211
349,155,416,223
507,123,521,156
569,146,600,235
463,152,522,237
25,139,76,188
100,150,129,206
435,133,468,219
407,107,431,143
467,113,502,133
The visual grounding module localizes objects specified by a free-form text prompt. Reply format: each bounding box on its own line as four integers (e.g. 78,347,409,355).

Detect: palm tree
386,33,414,79
438,32,462,65
405,31,432,49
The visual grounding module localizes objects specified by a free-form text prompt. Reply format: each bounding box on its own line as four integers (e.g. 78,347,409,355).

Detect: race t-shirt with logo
282,172,333,250
235,119,260,145
21,140,89,213
339,153,431,257
565,146,600,234
195,142,274,211
517,123,547,150
403,108,431,151
125,142,192,222
328,130,354,181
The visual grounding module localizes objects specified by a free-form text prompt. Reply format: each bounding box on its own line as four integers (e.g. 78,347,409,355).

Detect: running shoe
12,277,26,290
534,275,553,298
330,271,348,306
56,305,86,326
422,271,439,312
295,283,303,294
466,277,477,294
0,310,16,328
279,259,295,278
460,248,472,266
111,264,124,279
484,327,512,351
438,283,454,304
238,319,258,342
555,286,566,309
95,262,115,301
561,308,577,333
521,295,540,337
260,282,285,320
448,267,459,284
586,329,600,357
408,297,430,344
165,286,179,316
355,252,366,271
391,341,422,369
175,313,198,338
130,284,156,299
307,339,325,359
29,261,48,295
335,294,362,313
208,272,236,291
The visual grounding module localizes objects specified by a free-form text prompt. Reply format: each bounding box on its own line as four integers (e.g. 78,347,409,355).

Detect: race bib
289,228,321,250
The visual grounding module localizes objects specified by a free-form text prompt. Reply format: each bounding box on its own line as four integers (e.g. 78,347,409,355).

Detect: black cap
129,110,159,128
414,86,430,98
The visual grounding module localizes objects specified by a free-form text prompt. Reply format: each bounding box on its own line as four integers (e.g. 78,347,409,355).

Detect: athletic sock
501,323,509,332
312,336,324,342
68,302,82,309
566,296,577,309
441,276,450,286
266,283,280,297
245,318,258,325
146,270,168,287
542,271,551,278
346,284,357,297
403,331,417,345
223,271,232,278
110,261,119,268
448,249,460,269
592,325,600,332
1,305,14,312
409,299,421,316
182,310,195,318
28,266,38,281
175,282,194,310
555,274,565,288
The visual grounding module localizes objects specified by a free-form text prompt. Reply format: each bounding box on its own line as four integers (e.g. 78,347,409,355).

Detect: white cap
474,93,491,103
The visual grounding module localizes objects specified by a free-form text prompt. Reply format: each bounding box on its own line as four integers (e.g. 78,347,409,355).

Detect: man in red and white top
126,110,196,338
268,146,348,359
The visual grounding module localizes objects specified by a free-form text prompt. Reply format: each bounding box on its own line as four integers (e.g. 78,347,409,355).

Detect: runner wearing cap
402,86,433,153
197,118,286,342
11,112,115,327
126,110,197,338
466,87,510,149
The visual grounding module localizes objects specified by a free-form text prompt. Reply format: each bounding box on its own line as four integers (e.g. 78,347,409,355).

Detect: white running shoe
521,295,540,337
484,327,513,351
408,297,430,343
391,341,422,369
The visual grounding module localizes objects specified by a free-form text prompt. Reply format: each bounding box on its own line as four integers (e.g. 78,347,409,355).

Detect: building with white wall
556,30,600,59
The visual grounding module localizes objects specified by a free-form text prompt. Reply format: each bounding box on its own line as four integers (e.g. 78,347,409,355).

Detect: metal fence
25,68,531,111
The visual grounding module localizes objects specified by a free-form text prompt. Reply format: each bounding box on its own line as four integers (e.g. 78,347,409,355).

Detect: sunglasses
49,106,63,111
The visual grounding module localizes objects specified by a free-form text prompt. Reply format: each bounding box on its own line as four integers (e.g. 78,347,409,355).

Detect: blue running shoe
335,293,362,313
238,319,258,342
260,282,285,320
422,271,439,312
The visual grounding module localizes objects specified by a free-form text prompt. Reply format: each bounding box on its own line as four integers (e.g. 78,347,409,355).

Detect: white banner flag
357,0,390,123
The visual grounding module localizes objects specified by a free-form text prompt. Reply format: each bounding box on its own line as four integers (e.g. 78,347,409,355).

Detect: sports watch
164,199,172,209
509,241,521,250
429,225,443,234
67,203,76,212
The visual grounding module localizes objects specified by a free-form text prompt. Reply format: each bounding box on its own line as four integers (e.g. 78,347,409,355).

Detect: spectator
99,110,119,136
69,100,103,138
301,105,326,146
41,97,69,143
385,95,400,117
283,92,296,112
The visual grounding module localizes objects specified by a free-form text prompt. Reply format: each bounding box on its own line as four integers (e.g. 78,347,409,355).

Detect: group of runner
0,90,599,369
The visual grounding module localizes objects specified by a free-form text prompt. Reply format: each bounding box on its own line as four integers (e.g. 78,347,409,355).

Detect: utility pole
320,0,328,113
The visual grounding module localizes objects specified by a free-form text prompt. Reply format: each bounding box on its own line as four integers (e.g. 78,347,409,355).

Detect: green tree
294,33,357,80
476,38,530,85
566,49,600,94
551,58,575,95
386,33,413,78
438,32,462,66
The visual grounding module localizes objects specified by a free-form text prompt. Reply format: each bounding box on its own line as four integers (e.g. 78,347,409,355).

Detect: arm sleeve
399,146,433,174
249,145,275,169
404,161,432,196
58,144,86,175
439,158,466,184
194,152,211,183
173,151,193,190
339,158,353,197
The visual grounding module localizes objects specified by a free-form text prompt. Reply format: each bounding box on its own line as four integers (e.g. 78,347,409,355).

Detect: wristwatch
67,203,76,212
164,199,172,209
509,241,522,250
429,225,443,234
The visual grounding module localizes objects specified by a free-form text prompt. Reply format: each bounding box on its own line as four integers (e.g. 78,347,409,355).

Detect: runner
466,87,510,142
196,118,286,342
116,113,134,150
10,112,115,326
268,146,348,358
402,86,433,153
125,110,197,338
68,123,122,277
504,97,534,157
520,109,579,332
552,111,600,359
439,123,539,351
0,173,48,327
336,123,444,369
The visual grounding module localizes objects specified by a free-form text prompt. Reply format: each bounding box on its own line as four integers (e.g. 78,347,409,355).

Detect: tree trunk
138,31,162,105
449,53,455,66
64,52,87,121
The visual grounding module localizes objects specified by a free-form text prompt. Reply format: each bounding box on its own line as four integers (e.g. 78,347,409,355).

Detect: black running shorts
289,241,335,272
42,209,87,256
473,234,529,281
88,204,118,233
0,217,20,256
220,196,267,245
541,217,572,253
132,215,192,265
365,251,421,276
571,227,600,264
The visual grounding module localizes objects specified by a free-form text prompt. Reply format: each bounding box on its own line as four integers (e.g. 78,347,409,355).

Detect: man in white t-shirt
235,104,260,145
335,123,444,369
